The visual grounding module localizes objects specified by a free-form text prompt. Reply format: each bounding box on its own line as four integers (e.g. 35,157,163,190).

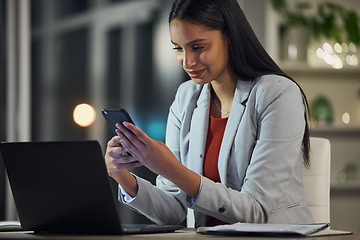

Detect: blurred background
0,0,360,231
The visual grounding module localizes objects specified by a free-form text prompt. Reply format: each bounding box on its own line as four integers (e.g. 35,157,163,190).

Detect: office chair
303,137,331,223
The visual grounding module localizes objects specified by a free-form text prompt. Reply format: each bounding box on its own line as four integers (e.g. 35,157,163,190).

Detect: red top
203,113,228,226
203,115,228,181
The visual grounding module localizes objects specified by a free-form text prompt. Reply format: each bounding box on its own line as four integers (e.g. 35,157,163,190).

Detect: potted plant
271,0,360,61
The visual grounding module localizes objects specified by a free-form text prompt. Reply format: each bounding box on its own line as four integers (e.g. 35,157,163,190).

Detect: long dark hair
169,0,310,167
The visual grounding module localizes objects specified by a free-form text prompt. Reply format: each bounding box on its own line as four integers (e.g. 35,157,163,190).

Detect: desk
0,229,359,240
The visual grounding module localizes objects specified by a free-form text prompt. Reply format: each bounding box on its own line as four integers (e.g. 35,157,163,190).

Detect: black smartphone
101,108,135,134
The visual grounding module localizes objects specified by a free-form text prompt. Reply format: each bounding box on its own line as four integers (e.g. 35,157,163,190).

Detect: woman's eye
192,46,204,51
172,47,183,52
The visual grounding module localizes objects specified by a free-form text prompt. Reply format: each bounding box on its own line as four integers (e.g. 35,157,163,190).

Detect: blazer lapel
218,79,254,184
187,84,211,175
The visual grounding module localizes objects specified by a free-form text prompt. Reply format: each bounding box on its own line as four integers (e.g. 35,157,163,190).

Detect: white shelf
331,181,360,191
279,62,360,76
310,125,360,134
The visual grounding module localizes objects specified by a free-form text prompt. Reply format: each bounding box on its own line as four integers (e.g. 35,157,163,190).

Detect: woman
105,0,313,227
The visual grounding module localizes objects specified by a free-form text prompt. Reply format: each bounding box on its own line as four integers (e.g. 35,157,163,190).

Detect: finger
107,146,127,158
118,138,142,161
109,161,143,171
122,122,152,144
112,154,139,165
106,151,142,170
108,136,123,147
115,125,144,156
116,123,139,141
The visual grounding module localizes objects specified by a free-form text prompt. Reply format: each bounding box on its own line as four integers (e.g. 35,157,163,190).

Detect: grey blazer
120,75,313,227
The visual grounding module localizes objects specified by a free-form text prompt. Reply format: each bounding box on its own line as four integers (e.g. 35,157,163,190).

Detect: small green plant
271,0,360,45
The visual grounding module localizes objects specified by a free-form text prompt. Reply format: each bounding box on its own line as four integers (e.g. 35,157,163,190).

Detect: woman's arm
104,135,142,197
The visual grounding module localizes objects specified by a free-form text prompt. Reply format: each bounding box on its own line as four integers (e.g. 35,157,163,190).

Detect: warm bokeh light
313,42,359,69
73,103,96,127
342,112,350,125
334,43,342,53
349,42,357,53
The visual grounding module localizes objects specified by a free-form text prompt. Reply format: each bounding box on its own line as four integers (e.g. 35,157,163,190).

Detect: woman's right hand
104,136,142,197
105,135,143,174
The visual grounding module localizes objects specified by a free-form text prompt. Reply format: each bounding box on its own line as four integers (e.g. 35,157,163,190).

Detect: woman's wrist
170,164,201,199
110,169,138,198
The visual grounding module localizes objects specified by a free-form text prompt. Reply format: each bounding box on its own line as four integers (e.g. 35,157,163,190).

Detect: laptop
0,141,184,234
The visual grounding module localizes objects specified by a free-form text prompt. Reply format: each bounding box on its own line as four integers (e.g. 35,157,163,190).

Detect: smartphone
101,108,135,134
102,108,137,158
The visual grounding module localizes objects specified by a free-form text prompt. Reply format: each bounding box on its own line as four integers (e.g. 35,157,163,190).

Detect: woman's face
169,19,234,85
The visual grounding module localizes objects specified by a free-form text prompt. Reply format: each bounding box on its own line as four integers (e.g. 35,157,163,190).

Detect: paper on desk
0,221,22,231
308,228,352,237
197,222,330,237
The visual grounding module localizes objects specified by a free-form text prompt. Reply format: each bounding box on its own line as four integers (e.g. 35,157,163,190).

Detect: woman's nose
183,52,196,69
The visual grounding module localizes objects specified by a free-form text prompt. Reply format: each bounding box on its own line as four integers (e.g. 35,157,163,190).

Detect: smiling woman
170,19,233,88
104,0,313,228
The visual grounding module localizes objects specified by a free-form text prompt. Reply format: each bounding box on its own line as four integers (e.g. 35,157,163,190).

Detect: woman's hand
115,122,201,198
104,135,142,197
105,135,143,173
115,122,180,178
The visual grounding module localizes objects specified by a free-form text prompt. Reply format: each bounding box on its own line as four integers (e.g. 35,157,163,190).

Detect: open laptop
0,141,184,234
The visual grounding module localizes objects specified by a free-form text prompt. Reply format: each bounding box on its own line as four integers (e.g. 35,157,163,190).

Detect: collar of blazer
195,78,255,109
188,78,256,184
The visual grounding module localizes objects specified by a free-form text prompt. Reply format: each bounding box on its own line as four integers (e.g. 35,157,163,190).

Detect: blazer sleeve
191,77,308,224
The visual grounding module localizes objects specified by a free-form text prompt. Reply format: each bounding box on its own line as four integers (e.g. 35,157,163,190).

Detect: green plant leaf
345,11,360,44
271,0,360,45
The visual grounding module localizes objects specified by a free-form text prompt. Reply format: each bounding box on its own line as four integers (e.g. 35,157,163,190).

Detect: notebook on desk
0,141,184,235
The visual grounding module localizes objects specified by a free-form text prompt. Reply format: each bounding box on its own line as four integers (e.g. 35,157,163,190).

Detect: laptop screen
1,141,123,234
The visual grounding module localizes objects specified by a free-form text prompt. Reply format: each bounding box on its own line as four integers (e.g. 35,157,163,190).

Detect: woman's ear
226,35,232,51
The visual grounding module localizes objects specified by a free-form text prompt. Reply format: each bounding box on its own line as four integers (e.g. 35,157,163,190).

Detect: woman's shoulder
174,80,205,103
251,74,302,99
169,80,206,113
255,74,299,91
177,79,203,93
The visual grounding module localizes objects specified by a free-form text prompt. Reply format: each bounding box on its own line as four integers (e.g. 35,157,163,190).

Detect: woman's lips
187,69,205,78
